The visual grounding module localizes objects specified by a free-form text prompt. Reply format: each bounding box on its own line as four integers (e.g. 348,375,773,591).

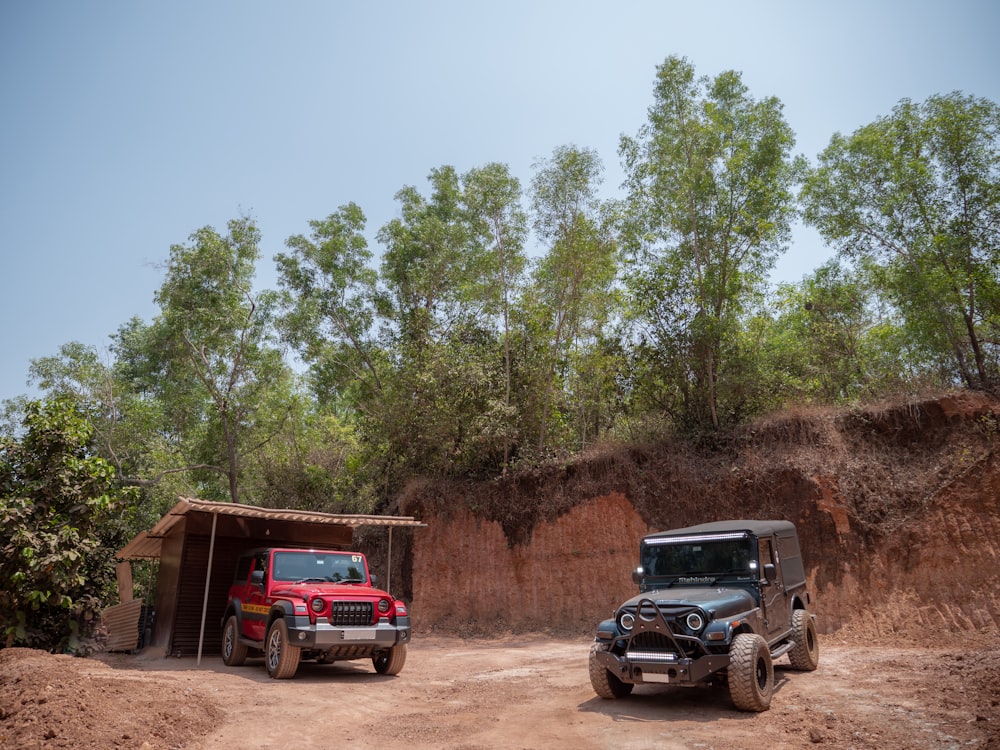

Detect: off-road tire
373,643,407,675
221,615,248,666
265,618,301,679
588,644,634,699
728,633,773,712
787,609,819,671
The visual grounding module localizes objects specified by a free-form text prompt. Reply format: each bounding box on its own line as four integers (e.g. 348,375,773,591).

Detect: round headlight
686,612,705,632
378,598,391,614
311,597,325,613
619,612,635,631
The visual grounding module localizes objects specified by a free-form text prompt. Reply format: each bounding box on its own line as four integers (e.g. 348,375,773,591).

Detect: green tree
525,145,618,454
802,92,1000,391
378,166,480,352
151,216,289,503
763,260,913,404
368,167,512,480
0,397,138,651
462,162,528,475
620,56,803,430
275,203,387,415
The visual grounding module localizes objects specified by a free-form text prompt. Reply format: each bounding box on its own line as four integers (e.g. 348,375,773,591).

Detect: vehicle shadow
577,667,793,721
96,651,402,685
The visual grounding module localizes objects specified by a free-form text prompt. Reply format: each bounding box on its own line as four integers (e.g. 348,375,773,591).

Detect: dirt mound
0,648,222,750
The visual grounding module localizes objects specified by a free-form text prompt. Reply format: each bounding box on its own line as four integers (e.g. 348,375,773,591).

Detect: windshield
641,537,755,578
272,551,368,583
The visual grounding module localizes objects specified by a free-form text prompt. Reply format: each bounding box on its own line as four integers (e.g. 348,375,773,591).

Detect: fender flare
222,600,245,630
267,599,297,629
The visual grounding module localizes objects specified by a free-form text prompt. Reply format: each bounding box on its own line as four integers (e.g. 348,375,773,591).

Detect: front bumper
286,615,411,649
593,645,729,685
594,597,730,685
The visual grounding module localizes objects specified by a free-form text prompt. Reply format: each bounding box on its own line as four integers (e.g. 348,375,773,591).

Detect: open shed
115,497,424,660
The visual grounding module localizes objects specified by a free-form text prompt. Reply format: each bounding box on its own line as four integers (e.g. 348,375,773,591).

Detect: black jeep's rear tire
221,615,248,666
787,609,820,671
588,644,633,699
728,633,773,712
265,618,301,679
373,643,407,675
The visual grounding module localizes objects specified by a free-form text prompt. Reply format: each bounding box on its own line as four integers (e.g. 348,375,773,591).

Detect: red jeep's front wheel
373,644,407,675
221,615,248,666
265,618,301,679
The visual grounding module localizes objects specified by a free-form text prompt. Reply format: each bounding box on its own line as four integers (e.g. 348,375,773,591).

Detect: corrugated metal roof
117,497,424,560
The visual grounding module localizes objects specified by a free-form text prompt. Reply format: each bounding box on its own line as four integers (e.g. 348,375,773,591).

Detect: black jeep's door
758,536,790,639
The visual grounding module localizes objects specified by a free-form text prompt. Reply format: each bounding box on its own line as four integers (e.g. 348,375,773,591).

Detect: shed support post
196,511,218,666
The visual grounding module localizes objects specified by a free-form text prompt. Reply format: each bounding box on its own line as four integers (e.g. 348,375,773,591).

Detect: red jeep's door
241,550,271,642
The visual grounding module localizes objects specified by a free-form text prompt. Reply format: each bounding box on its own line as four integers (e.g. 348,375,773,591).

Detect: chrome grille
329,601,373,626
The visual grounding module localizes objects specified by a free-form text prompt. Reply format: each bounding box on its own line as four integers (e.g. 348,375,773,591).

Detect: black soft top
643,519,797,543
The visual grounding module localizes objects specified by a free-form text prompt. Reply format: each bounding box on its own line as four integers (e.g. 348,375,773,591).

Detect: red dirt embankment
396,391,1000,638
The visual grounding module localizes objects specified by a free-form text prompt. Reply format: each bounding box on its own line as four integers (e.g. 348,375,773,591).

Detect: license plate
341,629,376,640
643,673,671,683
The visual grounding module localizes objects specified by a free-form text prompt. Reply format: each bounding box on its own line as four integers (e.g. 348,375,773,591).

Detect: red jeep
221,547,411,679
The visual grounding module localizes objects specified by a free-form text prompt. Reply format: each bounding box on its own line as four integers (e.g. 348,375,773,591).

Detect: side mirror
369,573,378,586
632,566,645,585
763,563,777,583
251,570,264,587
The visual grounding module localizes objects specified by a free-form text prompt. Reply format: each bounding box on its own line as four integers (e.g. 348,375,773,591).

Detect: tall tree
152,216,287,503
620,56,802,430
462,163,528,475
369,167,498,479
526,145,618,454
378,166,479,351
275,203,386,414
801,92,1000,391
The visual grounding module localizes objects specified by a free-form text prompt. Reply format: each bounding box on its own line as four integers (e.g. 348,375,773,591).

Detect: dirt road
2,634,998,749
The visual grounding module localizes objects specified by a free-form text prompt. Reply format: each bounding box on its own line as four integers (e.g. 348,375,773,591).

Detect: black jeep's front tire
588,644,633,699
728,633,773,712
265,618,301,679
221,615,248,666
787,609,820,671
373,643,407,675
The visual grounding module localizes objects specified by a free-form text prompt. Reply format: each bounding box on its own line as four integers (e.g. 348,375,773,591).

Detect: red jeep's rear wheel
265,618,301,679
221,615,248,666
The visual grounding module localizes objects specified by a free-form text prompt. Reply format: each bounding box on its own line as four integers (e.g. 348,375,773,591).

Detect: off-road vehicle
221,547,411,679
589,520,818,711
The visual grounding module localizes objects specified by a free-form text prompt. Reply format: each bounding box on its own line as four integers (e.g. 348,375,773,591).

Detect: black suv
589,520,818,711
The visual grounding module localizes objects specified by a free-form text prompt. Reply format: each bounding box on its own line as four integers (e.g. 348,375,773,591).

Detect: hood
620,587,755,619
271,582,389,599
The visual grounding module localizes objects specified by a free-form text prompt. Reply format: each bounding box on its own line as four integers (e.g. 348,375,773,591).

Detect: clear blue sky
2,0,998,403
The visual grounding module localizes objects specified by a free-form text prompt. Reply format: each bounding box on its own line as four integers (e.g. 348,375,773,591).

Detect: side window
758,538,776,575
233,555,253,585
254,551,269,584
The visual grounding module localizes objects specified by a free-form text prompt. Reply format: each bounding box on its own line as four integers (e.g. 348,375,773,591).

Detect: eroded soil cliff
396,391,1000,637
